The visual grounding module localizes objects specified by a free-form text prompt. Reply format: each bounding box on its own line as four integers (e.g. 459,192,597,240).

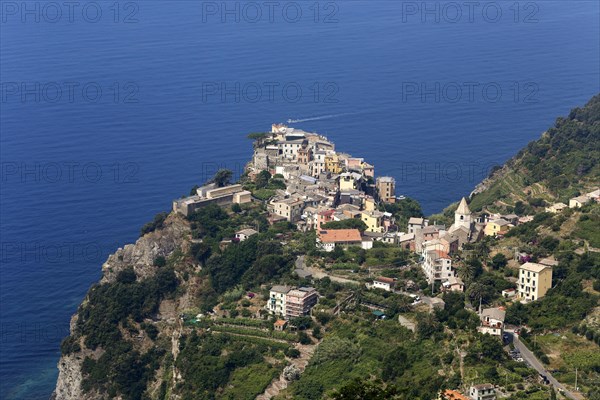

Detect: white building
421,248,454,284
477,308,505,336
569,194,591,208
235,228,258,241
408,217,428,234
469,384,496,400
442,276,464,292
268,285,291,317
453,197,473,231
372,277,397,292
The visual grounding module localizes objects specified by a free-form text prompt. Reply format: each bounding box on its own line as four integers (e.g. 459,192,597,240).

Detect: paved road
509,333,582,400
296,255,361,285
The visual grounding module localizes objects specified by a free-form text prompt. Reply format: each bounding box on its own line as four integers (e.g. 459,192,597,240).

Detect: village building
268,197,305,222
398,232,416,251
235,228,258,241
518,262,553,302
422,248,454,284
408,217,428,233
317,229,364,251
376,176,396,203
502,288,516,298
173,184,250,216
545,202,568,213
415,225,446,252
442,276,464,292
373,276,397,292
469,384,496,400
339,172,363,191
324,153,343,174
569,194,591,208
361,210,385,233
285,287,319,319
273,319,288,331
484,218,513,237
268,285,291,317
477,307,505,336
439,389,469,400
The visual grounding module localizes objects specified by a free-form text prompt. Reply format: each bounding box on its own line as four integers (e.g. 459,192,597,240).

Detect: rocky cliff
52,214,192,400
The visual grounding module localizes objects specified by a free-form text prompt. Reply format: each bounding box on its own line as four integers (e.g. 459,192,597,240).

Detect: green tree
209,169,233,187
255,170,271,189
491,253,507,270
331,378,399,400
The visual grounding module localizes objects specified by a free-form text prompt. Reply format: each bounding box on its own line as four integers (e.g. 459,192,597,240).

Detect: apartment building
285,287,318,319
376,176,396,203
518,262,553,302
422,249,454,284
268,285,291,317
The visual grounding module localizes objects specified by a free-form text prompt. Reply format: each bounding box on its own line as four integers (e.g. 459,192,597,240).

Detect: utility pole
575,368,578,391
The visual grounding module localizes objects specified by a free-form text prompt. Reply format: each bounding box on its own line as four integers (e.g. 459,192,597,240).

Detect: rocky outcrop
52,213,190,400
101,214,191,284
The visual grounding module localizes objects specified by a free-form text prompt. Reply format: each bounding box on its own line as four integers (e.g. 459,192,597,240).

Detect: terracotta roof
434,250,451,259
375,277,396,284
274,319,287,327
442,389,469,400
318,229,362,243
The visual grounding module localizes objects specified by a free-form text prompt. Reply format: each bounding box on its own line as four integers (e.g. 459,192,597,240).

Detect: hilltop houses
569,188,600,208
246,124,398,242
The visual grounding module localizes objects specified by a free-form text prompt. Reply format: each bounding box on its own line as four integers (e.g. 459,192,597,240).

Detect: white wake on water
286,113,350,123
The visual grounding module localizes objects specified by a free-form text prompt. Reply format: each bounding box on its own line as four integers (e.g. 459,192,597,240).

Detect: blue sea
1,0,598,398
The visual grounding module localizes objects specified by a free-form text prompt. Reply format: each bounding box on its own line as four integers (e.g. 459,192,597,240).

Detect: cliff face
52,214,191,400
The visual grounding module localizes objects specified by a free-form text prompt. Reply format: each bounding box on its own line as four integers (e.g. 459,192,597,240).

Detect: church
444,197,484,248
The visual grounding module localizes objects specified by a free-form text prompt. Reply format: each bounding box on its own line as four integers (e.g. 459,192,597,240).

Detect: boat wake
287,113,349,124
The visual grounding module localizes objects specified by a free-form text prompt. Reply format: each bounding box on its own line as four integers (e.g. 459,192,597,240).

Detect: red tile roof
318,229,362,243
442,389,469,400
375,276,396,284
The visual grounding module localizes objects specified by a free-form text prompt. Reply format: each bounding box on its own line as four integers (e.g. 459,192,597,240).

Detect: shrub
153,256,166,267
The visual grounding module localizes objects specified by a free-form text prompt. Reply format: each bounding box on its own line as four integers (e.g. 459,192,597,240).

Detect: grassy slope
449,94,600,214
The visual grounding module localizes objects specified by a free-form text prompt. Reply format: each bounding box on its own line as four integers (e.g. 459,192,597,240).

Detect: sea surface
1,0,599,398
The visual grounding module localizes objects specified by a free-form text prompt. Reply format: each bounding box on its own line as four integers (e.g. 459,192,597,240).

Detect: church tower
454,197,472,230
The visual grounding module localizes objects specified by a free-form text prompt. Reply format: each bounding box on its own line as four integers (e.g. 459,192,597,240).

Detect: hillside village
165,123,600,399
56,96,600,400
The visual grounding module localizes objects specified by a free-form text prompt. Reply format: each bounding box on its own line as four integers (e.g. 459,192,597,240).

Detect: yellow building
518,262,553,302
361,210,384,233
484,218,513,236
363,196,376,212
325,154,342,174
376,176,395,203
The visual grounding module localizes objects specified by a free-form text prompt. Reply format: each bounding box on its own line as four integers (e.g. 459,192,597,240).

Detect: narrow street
509,333,583,400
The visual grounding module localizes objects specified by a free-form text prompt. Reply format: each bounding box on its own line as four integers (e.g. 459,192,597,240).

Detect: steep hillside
468,94,600,212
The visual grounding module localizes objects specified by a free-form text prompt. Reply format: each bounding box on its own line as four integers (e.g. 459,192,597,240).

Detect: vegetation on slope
469,94,600,212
